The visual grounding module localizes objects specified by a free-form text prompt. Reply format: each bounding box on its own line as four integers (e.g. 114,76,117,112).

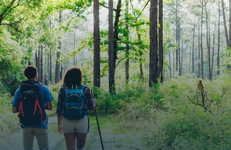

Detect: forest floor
0,113,150,150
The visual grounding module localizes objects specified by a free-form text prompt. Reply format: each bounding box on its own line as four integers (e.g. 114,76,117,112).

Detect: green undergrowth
0,93,19,141
1,74,231,149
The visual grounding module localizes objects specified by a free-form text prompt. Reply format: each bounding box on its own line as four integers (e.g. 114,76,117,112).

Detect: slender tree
55,10,62,83
94,0,100,87
49,19,52,83
212,28,215,79
158,0,163,82
192,21,195,73
113,0,122,68
149,0,158,86
221,0,229,47
198,25,201,78
38,44,41,82
200,0,204,78
217,0,221,76
125,0,129,84
109,0,115,94
40,44,43,83
205,1,212,80
175,0,179,73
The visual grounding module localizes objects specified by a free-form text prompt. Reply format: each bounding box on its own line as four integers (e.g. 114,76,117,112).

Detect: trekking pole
94,109,104,150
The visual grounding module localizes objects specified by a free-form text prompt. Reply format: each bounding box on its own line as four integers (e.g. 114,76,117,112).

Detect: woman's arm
84,87,96,110
57,87,64,134
57,115,62,134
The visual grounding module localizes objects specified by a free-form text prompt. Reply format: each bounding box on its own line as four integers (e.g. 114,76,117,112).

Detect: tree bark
169,51,172,78
158,0,163,82
40,45,43,83
109,0,115,94
198,25,201,78
113,0,122,67
212,30,215,79
192,21,195,73
125,0,129,84
38,44,41,82
175,0,179,73
200,0,204,78
94,0,100,88
55,11,62,83
205,1,211,80
221,0,229,47
217,0,221,76
149,0,158,86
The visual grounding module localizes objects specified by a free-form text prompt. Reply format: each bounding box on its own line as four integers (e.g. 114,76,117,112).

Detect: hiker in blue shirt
12,65,54,150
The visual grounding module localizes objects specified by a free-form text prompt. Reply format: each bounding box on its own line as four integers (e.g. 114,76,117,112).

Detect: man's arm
45,101,52,110
12,88,20,113
12,107,19,113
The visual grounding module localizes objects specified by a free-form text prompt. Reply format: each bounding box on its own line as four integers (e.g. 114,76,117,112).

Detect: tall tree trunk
192,21,195,73
40,45,43,82
221,0,229,47
180,37,182,75
49,19,52,83
217,0,221,76
189,46,191,73
49,48,52,83
169,51,172,78
149,0,158,86
35,47,38,71
178,23,181,76
109,0,115,94
198,25,201,78
205,2,211,80
212,30,215,79
229,0,231,47
94,0,100,88
55,11,62,83
200,0,204,78
47,47,49,83
38,44,41,82
175,0,179,73
158,0,163,82
113,0,122,67
125,0,129,84
229,0,231,71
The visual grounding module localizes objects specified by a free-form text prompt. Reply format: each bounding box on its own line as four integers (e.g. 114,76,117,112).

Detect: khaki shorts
23,128,48,150
62,115,89,133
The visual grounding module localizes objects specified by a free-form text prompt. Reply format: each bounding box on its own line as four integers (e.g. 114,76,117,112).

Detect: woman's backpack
18,80,46,125
63,84,87,119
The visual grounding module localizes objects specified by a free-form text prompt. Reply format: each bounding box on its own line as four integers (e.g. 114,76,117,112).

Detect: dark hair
62,66,83,88
24,65,37,79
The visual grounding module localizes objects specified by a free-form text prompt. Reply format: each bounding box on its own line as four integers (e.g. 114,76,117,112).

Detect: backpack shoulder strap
78,84,85,90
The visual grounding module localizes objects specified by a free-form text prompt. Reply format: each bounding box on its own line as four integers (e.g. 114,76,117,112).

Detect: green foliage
0,93,19,139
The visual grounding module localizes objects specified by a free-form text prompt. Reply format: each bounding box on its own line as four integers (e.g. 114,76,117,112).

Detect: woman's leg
64,133,76,150
76,133,87,150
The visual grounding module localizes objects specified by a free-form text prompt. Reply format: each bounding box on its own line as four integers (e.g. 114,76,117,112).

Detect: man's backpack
63,84,87,119
18,80,46,125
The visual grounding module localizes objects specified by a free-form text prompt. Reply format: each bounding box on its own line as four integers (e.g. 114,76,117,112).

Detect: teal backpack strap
78,84,85,90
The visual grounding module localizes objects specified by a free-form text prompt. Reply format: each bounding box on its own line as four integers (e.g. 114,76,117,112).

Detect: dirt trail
1,116,149,150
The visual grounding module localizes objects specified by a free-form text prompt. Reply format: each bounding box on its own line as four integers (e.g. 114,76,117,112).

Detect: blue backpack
63,84,87,119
